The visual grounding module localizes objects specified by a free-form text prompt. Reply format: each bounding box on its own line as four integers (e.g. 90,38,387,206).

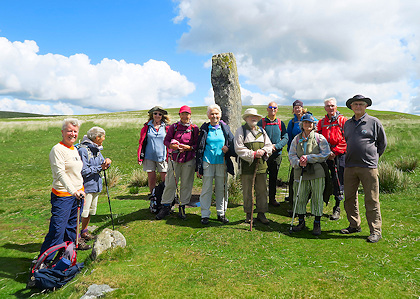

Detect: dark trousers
39,193,81,262
326,154,345,206
267,155,282,202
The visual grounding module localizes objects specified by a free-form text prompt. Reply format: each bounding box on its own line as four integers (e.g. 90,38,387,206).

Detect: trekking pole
250,158,259,231
76,194,83,248
333,159,343,198
103,169,115,230
289,166,304,233
169,152,182,217
223,156,228,216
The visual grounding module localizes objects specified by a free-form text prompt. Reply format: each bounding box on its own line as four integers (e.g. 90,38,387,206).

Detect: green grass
0,106,419,298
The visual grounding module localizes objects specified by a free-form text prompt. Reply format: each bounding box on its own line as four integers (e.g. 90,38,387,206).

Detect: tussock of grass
105,166,121,188
394,156,418,172
378,162,410,193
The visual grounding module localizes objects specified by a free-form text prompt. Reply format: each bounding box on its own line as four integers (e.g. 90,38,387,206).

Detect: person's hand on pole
74,190,85,200
299,155,308,167
102,158,112,170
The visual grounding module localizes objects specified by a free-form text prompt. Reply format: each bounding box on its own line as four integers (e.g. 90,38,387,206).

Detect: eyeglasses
268,106,278,109
351,103,366,107
153,112,162,116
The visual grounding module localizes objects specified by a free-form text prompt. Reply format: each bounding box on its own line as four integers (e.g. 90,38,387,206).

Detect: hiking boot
217,215,229,224
292,220,306,232
330,206,340,220
178,205,186,220
26,275,36,289
257,213,269,224
81,231,96,241
156,205,171,220
340,226,362,234
77,239,91,251
245,213,252,223
201,217,209,225
269,199,280,207
367,233,382,243
312,221,321,236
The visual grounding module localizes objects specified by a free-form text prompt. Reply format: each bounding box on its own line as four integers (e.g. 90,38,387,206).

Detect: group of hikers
38,93,387,267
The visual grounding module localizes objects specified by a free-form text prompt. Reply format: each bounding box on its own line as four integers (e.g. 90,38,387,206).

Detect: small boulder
81,284,116,299
91,228,126,260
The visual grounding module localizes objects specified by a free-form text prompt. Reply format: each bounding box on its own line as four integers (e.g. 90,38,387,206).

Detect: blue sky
0,0,419,115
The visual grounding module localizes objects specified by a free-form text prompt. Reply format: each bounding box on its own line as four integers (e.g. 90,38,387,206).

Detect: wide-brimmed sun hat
242,108,263,121
346,95,372,109
148,106,168,115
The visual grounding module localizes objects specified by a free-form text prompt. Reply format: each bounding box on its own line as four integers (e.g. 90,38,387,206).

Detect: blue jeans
39,193,82,261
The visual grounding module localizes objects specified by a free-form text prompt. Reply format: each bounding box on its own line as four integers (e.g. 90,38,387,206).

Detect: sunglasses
153,112,162,116
268,106,278,109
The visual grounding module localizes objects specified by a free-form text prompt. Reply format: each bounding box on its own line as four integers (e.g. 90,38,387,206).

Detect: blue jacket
78,136,105,193
196,121,237,176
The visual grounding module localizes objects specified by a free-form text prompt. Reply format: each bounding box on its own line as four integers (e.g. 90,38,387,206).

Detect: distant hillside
0,111,45,118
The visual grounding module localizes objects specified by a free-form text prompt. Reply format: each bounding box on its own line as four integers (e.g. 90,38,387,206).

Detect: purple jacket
164,121,199,163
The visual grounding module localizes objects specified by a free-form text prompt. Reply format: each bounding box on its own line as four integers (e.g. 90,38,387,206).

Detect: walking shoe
245,213,252,223
312,221,321,236
77,238,91,251
292,221,306,232
155,205,171,220
367,233,382,243
178,205,186,220
217,215,229,224
201,217,209,225
257,213,269,224
330,206,340,221
269,199,280,207
81,231,96,241
340,226,362,234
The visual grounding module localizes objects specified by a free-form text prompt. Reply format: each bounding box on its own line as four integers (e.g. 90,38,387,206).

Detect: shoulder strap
262,118,266,129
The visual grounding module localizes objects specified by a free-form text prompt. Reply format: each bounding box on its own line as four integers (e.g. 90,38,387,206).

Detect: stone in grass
91,228,126,260
81,284,116,299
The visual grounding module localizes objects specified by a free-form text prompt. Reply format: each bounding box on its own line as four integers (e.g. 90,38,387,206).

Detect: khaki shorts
82,192,99,218
143,159,168,173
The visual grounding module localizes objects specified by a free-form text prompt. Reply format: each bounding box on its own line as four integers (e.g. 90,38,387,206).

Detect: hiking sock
298,214,305,224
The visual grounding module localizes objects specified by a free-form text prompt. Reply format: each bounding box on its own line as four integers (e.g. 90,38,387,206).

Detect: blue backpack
27,241,84,290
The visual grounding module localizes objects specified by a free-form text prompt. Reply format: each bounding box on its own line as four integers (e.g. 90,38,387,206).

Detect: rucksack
149,181,166,213
75,143,95,161
27,241,83,290
261,118,282,132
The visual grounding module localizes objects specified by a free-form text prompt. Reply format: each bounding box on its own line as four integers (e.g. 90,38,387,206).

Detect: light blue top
203,125,225,165
145,120,166,162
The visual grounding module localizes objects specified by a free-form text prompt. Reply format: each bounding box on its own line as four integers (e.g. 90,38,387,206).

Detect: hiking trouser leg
200,162,214,218
179,159,195,205
344,167,362,229
309,177,325,217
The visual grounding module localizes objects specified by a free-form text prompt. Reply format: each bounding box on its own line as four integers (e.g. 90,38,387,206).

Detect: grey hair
207,104,222,116
87,126,106,140
324,97,337,106
62,118,81,130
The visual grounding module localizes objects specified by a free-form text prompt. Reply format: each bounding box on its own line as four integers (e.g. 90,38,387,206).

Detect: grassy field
0,106,419,298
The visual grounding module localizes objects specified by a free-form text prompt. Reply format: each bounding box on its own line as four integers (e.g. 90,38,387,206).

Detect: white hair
62,118,81,130
324,97,337,106
87,126,106,140
207,104,222,116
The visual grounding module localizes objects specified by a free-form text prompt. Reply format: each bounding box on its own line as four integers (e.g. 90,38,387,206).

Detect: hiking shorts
143,159,168,173
82,192,99,217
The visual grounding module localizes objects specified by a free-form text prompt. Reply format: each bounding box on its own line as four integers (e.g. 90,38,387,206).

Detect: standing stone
211,53,242,135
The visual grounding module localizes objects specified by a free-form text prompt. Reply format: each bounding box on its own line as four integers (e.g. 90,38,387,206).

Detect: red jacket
317,113,347,156
137,122,169,163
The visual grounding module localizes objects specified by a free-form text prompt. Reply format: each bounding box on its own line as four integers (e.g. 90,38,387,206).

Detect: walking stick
223,156,228,216
76,194,83,248
103,169,115,230
289,166,304,233
250,158,259,231
332,159,343,198
169,152,182,216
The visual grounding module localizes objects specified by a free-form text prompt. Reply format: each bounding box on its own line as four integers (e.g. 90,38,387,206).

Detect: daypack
27,241,83,290
149,181,166,213
261,118,282,132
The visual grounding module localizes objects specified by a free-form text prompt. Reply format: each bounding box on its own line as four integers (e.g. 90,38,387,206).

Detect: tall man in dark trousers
317,97,347,220
340,95,387,243
257,102,288,206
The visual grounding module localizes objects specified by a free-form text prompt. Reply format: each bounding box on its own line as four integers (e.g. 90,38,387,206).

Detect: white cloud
0,97,108,115
175,0,420,114
0,37,195,113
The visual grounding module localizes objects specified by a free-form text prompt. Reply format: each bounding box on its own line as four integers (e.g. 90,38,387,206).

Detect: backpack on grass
27,241,84,290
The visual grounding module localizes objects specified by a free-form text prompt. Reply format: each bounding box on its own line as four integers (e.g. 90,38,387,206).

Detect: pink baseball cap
179,105,191,114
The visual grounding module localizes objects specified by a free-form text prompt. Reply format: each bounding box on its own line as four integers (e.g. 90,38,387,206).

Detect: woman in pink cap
155,105,199,220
